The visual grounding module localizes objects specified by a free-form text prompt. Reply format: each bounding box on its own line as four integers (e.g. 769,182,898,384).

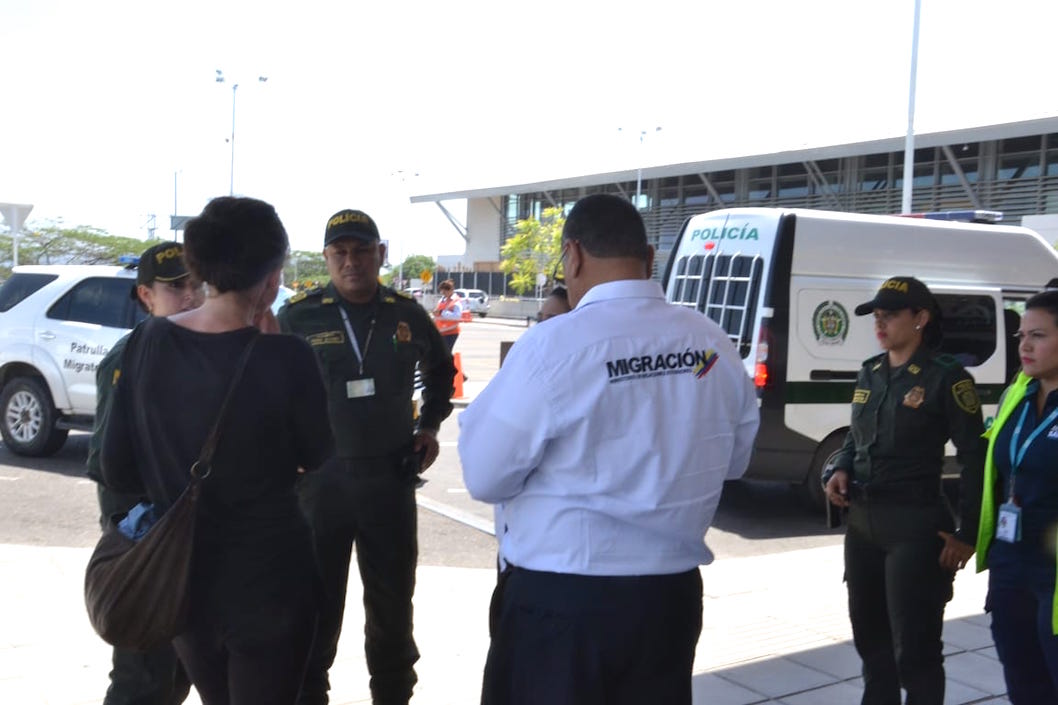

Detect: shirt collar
574,279,665,309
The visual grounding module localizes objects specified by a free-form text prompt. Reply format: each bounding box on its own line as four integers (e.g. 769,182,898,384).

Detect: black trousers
296,457,420,705
844,502,954,705
482,567,703,705
987,567,1058,704
97,484,191,705
172,592,316,705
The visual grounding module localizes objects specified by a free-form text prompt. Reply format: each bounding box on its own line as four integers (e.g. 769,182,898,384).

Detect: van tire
0,377,69,457
802,433,846,512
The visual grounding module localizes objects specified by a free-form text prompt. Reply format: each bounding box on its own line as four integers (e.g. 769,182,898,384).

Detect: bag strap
190,333,260,480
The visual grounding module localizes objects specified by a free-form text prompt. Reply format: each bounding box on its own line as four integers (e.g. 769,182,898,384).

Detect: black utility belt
848,481,940,505
338,449,422,480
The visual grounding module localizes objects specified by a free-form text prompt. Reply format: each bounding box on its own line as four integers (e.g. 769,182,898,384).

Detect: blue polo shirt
988,380,1058,583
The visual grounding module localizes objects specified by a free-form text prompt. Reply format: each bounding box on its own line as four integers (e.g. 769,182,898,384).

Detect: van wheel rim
5,391,43,442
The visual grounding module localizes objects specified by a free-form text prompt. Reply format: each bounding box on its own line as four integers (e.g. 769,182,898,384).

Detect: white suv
0,265,144,456
454,288,489,317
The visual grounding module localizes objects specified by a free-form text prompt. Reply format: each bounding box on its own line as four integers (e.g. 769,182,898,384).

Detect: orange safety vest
433,295,461,336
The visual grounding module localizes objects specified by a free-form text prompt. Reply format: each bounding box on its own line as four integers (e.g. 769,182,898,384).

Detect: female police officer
823,276,985,705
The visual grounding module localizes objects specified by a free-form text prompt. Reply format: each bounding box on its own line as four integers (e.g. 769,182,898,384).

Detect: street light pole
901,0,922,214
216,71,267,196
229,82,238,196
619,126,662,209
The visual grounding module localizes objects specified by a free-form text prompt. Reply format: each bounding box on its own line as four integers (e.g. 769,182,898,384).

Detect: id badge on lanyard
999,401,1058,543
340,305,376,399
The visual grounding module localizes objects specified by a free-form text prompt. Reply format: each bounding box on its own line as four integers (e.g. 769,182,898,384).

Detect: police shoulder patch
951,378,981,414
287,286,323,306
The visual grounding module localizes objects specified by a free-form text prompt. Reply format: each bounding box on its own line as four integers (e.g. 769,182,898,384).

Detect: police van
661,207,1058,508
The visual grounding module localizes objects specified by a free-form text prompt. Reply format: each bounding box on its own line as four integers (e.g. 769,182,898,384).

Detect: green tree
383,254,436,289
500,207,565,295
0,223,152,279
283,250,329,289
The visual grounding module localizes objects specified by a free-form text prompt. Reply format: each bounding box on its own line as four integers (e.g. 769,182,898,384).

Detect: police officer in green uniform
87,242,202,705
823,276,985,705
277,209,455,705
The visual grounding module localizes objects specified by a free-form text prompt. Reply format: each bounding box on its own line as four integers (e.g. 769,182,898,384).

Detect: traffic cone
461,310,472,322
452,352,464,399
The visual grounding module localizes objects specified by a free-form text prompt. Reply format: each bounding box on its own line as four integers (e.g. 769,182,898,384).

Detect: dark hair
547,285,568,303
183,197,289,293
1025,289,1058,326
440,279,455,292
562,194,650,260
917,305,943,350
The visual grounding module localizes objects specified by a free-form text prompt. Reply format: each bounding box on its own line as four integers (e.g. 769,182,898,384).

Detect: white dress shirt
458,279,759,576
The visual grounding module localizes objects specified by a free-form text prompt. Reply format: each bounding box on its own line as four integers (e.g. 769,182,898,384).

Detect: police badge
903,386,926,409
812,301,849,346
395,322,412,343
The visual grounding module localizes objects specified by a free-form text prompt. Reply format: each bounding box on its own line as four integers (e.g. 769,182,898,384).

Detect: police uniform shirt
458,279,760,576
832,347,986,541
278,283,455,459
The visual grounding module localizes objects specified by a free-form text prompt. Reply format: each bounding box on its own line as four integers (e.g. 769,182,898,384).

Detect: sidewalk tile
942,619,994,652
692,672,769,705
786,642,863,680
943,650,1008,697
774,680,864,704
715,657,834,699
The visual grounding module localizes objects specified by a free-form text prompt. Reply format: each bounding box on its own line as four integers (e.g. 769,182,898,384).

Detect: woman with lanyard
976,289,1058,704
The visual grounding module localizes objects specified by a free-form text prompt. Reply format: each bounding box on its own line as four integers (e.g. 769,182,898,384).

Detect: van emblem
812,301,849,346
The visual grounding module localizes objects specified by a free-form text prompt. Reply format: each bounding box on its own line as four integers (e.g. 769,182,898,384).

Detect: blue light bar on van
899,210,1004,224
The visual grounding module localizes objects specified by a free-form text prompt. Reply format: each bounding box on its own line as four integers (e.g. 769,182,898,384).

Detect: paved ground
0,541,1009,705
0,316,1013,704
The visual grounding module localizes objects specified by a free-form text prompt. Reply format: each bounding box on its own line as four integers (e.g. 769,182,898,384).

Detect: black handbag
84,334,258,650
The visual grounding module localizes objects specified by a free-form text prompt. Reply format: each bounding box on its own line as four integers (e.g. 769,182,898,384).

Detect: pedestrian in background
459,193,759,705
432,278,463,352
975,289,1058,704
278,209,456,705
86,241,202,705
101,196,333,704
824,276,985,705
536,285,571,322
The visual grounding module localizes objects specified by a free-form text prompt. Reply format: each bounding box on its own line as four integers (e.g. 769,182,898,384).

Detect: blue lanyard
1007,398,1058,499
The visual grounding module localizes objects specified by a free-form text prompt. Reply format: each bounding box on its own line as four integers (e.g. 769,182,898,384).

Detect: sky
1,0,1055,261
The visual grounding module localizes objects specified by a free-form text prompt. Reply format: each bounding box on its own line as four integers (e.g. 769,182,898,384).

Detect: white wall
1023,214,1058,248
464,197,503,266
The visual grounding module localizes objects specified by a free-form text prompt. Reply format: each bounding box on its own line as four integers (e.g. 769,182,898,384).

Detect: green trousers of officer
296,456,420,705
844,501,955,705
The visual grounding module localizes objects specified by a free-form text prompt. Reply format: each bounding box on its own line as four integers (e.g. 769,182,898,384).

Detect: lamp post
215,70,268,196
619,126,662,209
1,203,33,267
901,0,922,214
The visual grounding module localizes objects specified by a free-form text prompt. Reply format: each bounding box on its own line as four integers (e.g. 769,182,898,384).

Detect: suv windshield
0,273,58,313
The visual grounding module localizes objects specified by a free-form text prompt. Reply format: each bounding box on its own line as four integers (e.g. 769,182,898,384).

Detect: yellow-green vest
974,372,1058,634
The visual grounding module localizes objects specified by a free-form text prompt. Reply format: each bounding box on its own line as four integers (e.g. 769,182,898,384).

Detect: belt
848,480,941,505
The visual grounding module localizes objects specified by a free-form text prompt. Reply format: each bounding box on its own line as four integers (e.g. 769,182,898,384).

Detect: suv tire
801,432,845,512
0,377,69,457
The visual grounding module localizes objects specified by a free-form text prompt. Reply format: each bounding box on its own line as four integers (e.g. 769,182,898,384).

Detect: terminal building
410,115,1058,282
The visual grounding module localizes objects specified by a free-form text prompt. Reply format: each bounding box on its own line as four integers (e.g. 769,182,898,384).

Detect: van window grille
671,253,763,358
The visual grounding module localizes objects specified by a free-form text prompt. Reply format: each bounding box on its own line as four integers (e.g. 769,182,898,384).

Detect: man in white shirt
458,193,760,705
